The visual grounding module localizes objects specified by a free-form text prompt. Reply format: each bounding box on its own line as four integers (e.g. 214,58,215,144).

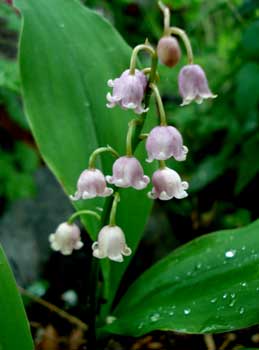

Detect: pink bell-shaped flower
92,225,132,262
106,69,148,114
146,126,188,163
106,156,150,190
70,168,113,201
178,64,217,106
49,222,83,255
148,167,189,200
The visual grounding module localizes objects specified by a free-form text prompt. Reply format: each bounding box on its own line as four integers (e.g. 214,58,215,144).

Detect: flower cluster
49,2,216,262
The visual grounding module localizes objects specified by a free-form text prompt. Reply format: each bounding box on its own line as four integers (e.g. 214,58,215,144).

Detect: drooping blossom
70,168,113,201
178,64,217,106
148,167,189,200
157,36,181,67
49,222,83,255
146,126,188,162
106,69,148,114
106,156,150,190
92,225,131,262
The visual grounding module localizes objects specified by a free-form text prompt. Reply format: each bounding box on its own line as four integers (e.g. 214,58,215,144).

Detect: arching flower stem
129,44,156,75
126,119,142,156
149,83,167,126
88,145,119,169
109,192,120,226
67,210,101,225
167,27,194,64
158,1,170,34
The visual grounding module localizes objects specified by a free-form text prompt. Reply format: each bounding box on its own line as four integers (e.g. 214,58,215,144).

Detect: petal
107,79,114,87
74,241,84,250
159,191,172,200
50,241,60,251
49,234,55,243
109,254,124,262
101,187,114,197
82,191,96,199
69,191,81,201
148,191,157,199
122,246,132,256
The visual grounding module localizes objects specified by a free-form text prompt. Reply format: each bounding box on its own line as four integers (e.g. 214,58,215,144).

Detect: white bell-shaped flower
49,222,83,255
106,69,148,114
70,168,113,200
148,167,189,200
92,225,131,262
178,64,217,106
146,125,188,162
106,156,150,190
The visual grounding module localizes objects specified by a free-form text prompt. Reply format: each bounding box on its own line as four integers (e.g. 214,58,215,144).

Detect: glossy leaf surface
15,0,155,306
0,245,33,350
105,220,259,336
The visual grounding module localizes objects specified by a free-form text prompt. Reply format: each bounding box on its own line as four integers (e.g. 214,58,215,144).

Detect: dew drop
196,263,202,269
239,307,245,314
241,246,246,251
256,287,259,292
184,308,191,315
223,293,228,299
229,299,236,307
210,297,217,303
169,311,174,316
230,293,236,299
138,322,144,329
150,313,160,322
240,282,247,287
225,250,236,258
59,23,65,28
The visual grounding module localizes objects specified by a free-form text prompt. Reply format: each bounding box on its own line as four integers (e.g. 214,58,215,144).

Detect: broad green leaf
16,0,155,308
104,219,259,336
0,245,34,350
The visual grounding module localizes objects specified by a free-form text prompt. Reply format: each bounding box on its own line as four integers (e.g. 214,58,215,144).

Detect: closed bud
157,36,181,68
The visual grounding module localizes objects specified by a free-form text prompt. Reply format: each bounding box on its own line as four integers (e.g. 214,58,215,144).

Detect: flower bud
49,222,83,255
70,168,113,201
148,167,188,200
157,36,181,67
146,126,188,163
92,225,131,262
178,64,217,106
106,69,148,114
106,156,150,190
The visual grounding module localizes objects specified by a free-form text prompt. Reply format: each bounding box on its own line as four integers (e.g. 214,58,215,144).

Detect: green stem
126,119,141,156
67,210,101,224
142,67,160,82
88,146,119,169
158,1,170,33
159,160,166,169
109,192,120,226
139,133,149,140
149,83,167,126
129,44,156,75
167,27,194,64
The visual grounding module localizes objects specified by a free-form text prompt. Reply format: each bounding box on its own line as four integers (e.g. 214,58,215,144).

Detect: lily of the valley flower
178,64,217,106
92,225,131,262
148,167,189,200
146,125,188,162
106,69,148,114
49,222,83,255
106,156,150,190
70,168,113,201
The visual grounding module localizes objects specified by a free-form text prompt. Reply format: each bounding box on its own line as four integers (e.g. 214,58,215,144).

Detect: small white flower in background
146,125,188,163
92,225,132,262
178,64,217,106
106,69,148,114
49,222,83,255
148,167,189,200
70,168,113,201
106,156,150,190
